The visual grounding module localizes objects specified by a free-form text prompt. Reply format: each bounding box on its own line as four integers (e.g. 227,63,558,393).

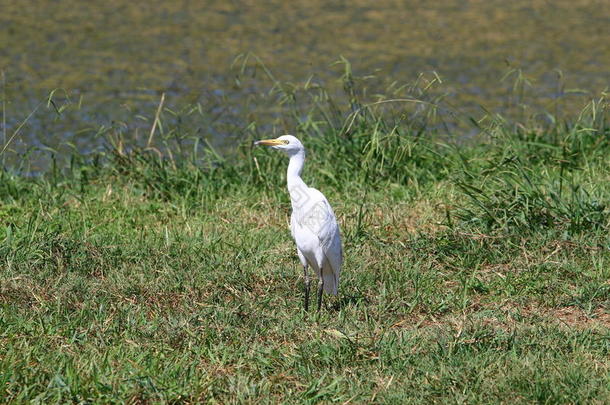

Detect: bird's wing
305,188,343,271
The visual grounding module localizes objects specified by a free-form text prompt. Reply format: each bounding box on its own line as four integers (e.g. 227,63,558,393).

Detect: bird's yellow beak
254,138,289,146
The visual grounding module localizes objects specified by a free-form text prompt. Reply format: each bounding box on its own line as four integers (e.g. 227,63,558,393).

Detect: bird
255,135,343,311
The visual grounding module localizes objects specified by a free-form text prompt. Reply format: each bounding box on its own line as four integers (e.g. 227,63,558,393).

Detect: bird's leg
303,265,310,311
317,277,324,312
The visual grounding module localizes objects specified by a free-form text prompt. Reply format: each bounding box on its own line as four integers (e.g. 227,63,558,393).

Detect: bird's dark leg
317,277,324,312
303,265,310,311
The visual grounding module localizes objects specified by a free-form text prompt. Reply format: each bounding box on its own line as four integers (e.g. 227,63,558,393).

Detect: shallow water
1,0,609,170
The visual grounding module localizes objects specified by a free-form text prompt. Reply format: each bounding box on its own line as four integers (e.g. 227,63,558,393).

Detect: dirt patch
390,301,610,332
523,305,610,329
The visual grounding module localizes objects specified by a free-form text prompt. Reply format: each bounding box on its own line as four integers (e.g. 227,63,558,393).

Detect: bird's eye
281,140,289,144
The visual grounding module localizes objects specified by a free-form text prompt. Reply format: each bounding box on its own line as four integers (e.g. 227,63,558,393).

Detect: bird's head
254,135,304,156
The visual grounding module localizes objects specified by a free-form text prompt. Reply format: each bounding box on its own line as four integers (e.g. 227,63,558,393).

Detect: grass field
1,79,610,403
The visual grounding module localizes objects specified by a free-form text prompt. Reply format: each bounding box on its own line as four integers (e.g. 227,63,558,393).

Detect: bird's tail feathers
322,271,338,295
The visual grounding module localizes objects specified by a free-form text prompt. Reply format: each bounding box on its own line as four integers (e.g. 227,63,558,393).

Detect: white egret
255,135,343,311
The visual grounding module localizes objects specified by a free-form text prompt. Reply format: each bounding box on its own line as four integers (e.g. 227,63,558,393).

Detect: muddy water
1,0,609,169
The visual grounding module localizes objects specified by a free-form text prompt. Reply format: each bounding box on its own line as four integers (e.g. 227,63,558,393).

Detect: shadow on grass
331,292,369,311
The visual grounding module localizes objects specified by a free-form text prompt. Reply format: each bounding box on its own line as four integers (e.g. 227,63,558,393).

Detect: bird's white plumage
290,187,342,294
255,134,342,308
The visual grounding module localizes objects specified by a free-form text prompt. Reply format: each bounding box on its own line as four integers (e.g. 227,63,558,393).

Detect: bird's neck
286,150,307,201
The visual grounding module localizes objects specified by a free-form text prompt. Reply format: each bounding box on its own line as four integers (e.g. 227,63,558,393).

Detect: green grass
1,79,610,403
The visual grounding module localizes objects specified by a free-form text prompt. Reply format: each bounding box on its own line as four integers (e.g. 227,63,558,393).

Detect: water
1,0,609,170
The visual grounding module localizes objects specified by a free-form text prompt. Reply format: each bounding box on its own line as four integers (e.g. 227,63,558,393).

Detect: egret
255,135,343,311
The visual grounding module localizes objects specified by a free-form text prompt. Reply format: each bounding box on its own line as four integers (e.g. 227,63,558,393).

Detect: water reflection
1,0,609,170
